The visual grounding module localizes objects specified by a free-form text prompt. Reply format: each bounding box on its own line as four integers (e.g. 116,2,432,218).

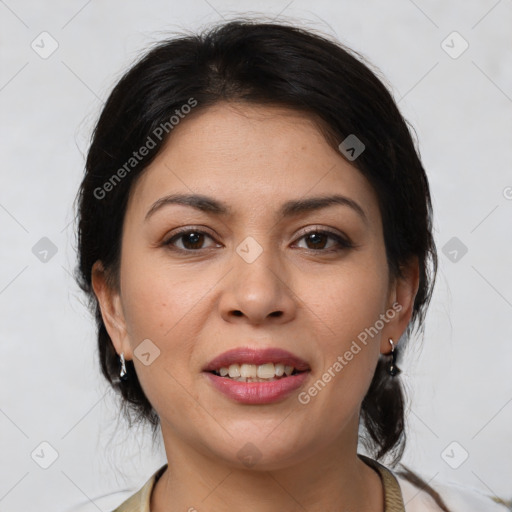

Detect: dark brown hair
74,18,446,509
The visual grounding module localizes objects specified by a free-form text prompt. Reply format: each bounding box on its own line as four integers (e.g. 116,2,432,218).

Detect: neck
151,418,384,512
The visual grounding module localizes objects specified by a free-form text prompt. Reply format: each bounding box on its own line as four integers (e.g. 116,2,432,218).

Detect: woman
74,19,507,511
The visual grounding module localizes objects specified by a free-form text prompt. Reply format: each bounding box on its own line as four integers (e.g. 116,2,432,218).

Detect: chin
202,426,313,471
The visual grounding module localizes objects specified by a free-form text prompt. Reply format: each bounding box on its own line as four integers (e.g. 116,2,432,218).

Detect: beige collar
113,455,405,512
358,454,406,512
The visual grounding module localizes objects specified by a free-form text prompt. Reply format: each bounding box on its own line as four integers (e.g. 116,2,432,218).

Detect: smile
203,347,311,404
211,362,299,381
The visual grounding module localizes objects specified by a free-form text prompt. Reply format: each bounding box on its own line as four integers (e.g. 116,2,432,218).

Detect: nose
218,241,297,325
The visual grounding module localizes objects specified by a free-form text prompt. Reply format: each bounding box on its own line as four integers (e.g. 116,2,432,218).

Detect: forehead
125,102,380,226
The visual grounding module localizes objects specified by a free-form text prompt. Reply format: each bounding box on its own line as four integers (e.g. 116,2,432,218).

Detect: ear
91,261,132,360
380,256,420,355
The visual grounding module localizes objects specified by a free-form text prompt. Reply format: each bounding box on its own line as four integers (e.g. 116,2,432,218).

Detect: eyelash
162,227,353,254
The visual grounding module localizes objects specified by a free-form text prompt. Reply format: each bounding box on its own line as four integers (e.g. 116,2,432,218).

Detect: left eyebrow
144,193,367,223
278,194,367,223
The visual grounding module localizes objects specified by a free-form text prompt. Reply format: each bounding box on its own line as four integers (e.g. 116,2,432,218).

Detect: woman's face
94,102,415,470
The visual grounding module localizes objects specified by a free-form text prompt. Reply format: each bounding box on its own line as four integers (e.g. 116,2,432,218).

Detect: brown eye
295,229,353,252
164,229,218,251
304,232,329,250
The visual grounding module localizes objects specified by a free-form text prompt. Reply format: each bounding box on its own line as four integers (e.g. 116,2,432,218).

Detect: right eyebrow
145,193,231,222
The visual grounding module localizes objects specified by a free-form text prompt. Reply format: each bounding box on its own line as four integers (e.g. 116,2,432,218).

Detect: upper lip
203,347,311,372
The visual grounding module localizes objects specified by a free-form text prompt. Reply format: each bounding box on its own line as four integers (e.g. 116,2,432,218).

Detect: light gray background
1,1,511,510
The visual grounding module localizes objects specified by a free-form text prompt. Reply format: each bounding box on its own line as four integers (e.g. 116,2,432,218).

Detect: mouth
202,347,311,404
210,362,305,382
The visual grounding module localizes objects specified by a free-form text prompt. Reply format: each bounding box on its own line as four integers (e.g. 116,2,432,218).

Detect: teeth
217,362,298,379
257,363,275,379
240,364,257,378
228,364,240,378
274,363,285,377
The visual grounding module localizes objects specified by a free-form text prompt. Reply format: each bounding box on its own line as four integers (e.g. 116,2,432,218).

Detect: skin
92,102,419,512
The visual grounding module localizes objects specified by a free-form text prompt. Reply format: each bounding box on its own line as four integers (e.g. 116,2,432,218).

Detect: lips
202,347,311,373
202,347,311,404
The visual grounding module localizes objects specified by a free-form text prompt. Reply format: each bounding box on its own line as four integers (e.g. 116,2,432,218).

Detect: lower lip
203,371,310,404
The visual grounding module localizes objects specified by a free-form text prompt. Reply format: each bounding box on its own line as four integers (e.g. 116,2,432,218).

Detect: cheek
119,247,205,339
118,263,206,418
338,269,388,338
117,248,208,387
295,254,390,413
306,255,390,345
